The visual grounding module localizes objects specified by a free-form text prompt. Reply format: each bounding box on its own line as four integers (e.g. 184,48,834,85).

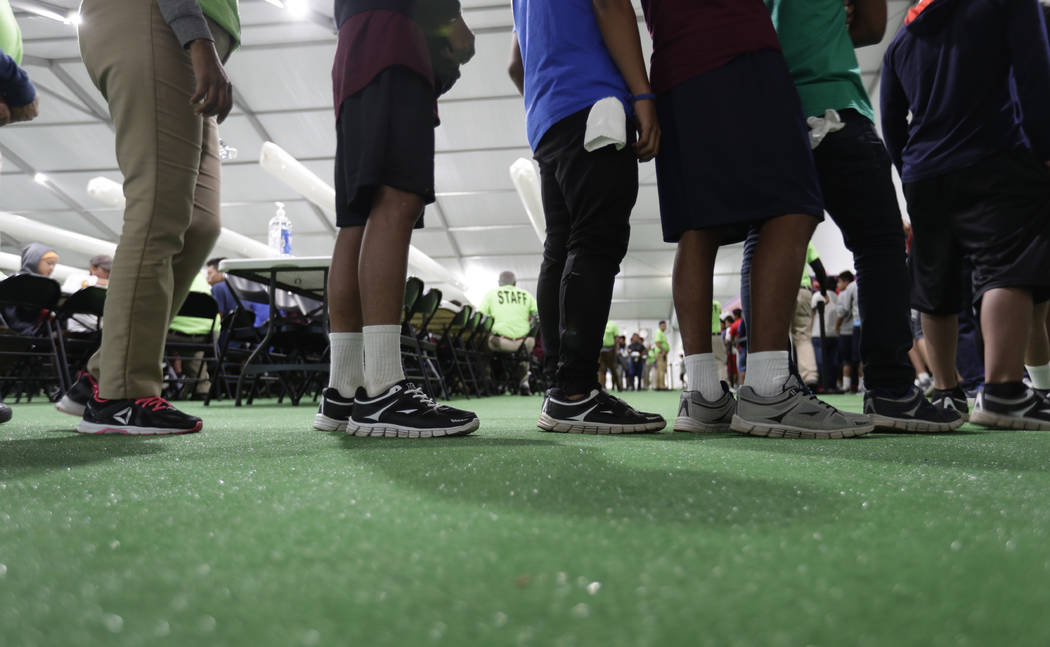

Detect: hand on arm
591,0,660,161
846,0,887,47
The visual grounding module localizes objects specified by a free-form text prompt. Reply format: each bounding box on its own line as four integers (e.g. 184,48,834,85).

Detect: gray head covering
89,254,113,272
19,243,57,276
498,271,516,287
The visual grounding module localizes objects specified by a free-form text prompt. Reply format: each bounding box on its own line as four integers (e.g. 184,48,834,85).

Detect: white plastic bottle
268,201,293,256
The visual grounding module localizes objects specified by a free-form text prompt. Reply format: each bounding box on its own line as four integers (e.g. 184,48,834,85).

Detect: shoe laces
134,396,172,412
402,383,442,411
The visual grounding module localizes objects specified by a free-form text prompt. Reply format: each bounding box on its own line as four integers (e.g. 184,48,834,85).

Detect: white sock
685,353,722,400
1025,363,1050,389
328,332,364,398
744,351,791,397
363,324,405,397
843,376,852,391
916,371,931,383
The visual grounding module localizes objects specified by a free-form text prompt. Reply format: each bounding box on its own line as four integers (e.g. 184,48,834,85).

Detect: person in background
477,271,538,395
58,0,241,435
881,0,1050,429
205,257,236,315
653,320,670,390
615,334,630,391
711,302,728,383
627,333,647,391
834,270,860,392
510,0,665,434
793,242,826,389
811,280,840,392
1,243,59,334
0,0,38,128
66,255,113,334
597,320,620,390
87,255,111,287
318,0,479,437
167,271,218,399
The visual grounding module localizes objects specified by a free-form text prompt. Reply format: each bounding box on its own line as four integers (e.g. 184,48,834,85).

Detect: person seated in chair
478,271,538,395
1,243,59,334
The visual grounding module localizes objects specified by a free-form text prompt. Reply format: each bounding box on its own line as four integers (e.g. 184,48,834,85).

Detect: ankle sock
744,351,790,397
685,353,722,401
1025,363,1050,389
983,381,1027,399
328,332,364,398
363,325,405,397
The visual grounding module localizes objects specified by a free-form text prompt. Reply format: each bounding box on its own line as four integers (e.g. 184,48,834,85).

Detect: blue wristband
631,93,656,103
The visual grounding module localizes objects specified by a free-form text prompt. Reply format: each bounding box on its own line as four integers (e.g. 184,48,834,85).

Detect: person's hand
633,98,660,162
844,0,855,25
189,39,233,123
0,98,10,127
8,97,38,123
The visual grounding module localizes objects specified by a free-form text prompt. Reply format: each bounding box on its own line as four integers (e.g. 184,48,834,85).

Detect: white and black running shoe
928,386,970,422
732,375,873,439
864,385,964,433
56,370,96,417
77,395,202,435
348,380,479,438
314,387,354,431
538,388,666,434
674,383,736,433
971,386,1050,431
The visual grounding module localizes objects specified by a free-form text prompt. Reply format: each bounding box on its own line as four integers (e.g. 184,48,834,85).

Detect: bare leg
328,226,364,333
359,187,424,326
908,345,927,375
981,287,1033,384
1024,301,1050,367
749,214,819,352
922,313,959,390
673,229,721,355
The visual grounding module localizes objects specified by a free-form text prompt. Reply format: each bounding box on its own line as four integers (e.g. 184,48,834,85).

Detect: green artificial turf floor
2,391,1049,646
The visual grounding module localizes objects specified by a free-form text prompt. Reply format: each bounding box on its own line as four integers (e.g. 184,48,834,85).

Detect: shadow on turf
342,434,845,527
0,436,166,479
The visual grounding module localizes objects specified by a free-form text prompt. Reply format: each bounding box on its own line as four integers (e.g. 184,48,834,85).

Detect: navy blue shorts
654,49,824,243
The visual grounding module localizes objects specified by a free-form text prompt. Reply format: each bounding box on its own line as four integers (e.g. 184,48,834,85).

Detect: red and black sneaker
55,370,97,417
77,394,202,435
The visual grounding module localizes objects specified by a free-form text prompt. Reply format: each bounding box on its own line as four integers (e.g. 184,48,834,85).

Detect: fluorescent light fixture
87,176,126,208
12,1,66,23
0,211,116,256
262,0,284,7
285,0,309,18
66,11,80,25
33,172,49,185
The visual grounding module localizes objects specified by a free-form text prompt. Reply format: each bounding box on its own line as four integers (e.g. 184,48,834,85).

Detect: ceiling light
65,11,81,25
11,1,66,23
262,0,284,7
285,0,309,19
33,172,49,185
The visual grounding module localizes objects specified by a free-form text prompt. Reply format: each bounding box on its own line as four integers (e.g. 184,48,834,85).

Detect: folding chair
0,274,68,401
164,292,220,400
55,286,107,377
402,288,446,399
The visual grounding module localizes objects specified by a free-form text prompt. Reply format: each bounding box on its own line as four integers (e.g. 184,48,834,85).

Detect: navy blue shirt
512,0,630,150
880,0,1050,183
0,47,35,108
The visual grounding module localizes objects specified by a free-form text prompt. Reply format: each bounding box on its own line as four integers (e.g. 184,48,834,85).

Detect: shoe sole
729,414,873,439
55,396,87,417
75,420,203,435
673,416,731,433
346,418,480,438
970,409,1050,431
313,413,348,432
869,414,966,433
536,413,665,434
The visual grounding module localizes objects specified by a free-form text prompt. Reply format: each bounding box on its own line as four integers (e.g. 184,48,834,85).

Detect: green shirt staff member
653,320,671,390
0,0,38,127
478,271,538,340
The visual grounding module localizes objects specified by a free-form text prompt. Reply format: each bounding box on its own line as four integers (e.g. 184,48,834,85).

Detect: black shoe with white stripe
929,385,970,422
56,370,96,417
538,388,665,434
77,395,202,435
864,385,964,433
971,386,1050,431
313,387,354,431
348,380,479,438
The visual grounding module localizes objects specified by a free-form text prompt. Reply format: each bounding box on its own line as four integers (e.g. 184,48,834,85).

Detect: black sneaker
865,385,964,433
538,388,666,434
77,395,202,435
0,402,11,424
349,380,479,438
929,386,970,422
313,387,353,431
971,387,1050,431
56,370,96,417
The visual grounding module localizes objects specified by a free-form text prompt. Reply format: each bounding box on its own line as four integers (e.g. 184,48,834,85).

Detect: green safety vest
0,0,23,65
201,0,241,48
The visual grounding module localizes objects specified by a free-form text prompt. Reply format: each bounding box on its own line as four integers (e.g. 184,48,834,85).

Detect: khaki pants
487,334,535,385
793,287,818,385
79,0,230,398
711,333,728,383
597,347,618,389
654,352,668,389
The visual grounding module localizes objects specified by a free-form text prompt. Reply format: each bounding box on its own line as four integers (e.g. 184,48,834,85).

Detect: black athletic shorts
905,150,1050,314
334,66,434,228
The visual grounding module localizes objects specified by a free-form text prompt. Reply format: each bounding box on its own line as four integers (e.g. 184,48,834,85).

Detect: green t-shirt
801,241,820,287
0,0,23,65
477,285,537,339
765,0,874,123
712,300,722,333
169,272,219,336
201,0,241,48
603,321,620,347
653,328,669,353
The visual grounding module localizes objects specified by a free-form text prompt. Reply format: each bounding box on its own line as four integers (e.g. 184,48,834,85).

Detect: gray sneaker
674,383,736,433
731,376,874,439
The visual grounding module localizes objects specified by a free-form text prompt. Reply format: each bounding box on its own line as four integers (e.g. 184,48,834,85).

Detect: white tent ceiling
0,0,913,319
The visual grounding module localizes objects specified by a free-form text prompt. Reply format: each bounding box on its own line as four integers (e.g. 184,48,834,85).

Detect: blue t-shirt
512,0,630,150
